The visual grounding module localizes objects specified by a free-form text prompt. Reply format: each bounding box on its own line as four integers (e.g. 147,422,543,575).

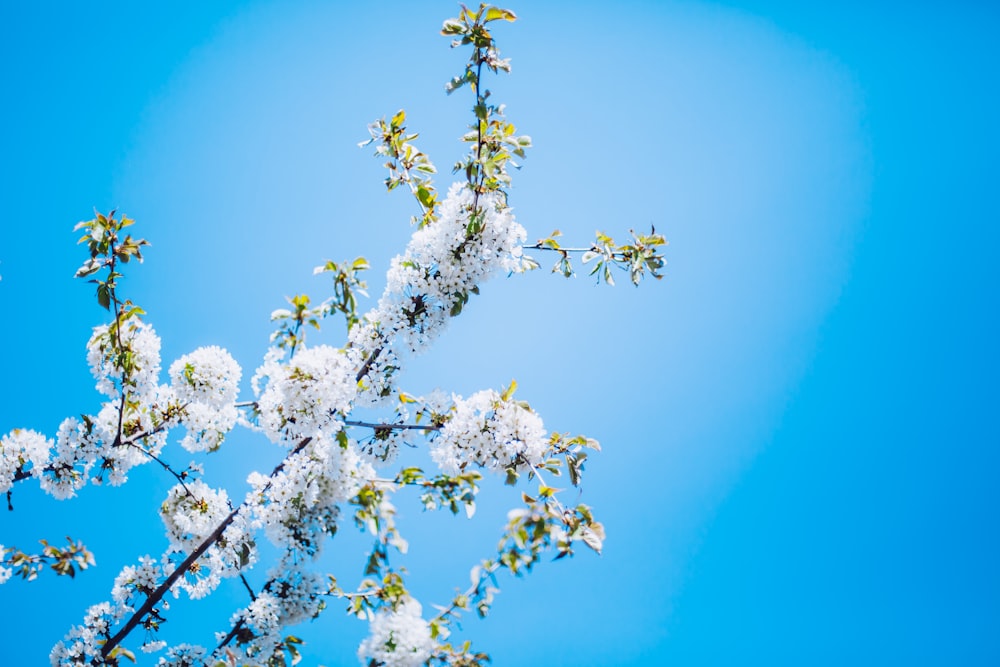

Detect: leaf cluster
530,226,668,285
396,467,481,518
1,537,95,581
360,110,439,228
270,256,369,353
74,210,148,311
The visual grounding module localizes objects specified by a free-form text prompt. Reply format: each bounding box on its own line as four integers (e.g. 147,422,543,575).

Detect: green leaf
108,646,137,663
484,7,517,22
96,284,110,310
500,379,517,402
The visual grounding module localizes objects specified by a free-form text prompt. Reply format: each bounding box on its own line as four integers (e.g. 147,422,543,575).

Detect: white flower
357,598,435,667
141,640,167,653
167,346,242,451
244,590,282,637
430,390,547,475
247,436,373,552
351,183,529,403
0,428,51,492
255,345,356,443
176,402,238,453
169,345,241,409
86,318,161,401
156,643,206,667
37,417,96,500
160,480,231,552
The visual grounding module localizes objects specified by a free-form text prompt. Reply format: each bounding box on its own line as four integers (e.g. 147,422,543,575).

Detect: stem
523,243,598,253
107,242,130,453
519,456,569,515
124,441,195,498
433,559,502,624
471,54,486,214
240,574,257,601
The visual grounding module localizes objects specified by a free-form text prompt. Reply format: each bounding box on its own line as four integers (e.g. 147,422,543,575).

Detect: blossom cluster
430,389,548,475
349,183,530,404
220,560,326,663
160,480,232,553
50,601,124,665
2,326,247,500
87,319,161,401
246,436,374,553
168,345,242,452
357,598,435,667
110,554,161,610
254,345,357,444
0,429,50,493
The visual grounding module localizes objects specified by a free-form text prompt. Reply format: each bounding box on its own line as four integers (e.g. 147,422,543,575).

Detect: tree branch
345,420,440,432
97,437,314,662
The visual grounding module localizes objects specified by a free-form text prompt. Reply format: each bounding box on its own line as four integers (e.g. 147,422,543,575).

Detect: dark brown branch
98,509,240,660
98,437,314,662
345,420,440,432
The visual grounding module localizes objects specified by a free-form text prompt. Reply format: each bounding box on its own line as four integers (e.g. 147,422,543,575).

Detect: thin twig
523,243,597,253
124,442,195,498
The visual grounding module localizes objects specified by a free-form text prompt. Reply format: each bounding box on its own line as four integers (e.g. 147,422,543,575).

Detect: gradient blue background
1,1,998,664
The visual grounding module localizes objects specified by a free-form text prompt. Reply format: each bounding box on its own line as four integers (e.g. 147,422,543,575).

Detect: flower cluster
246,436,373,554
110,555,161,610
348,183,530,404
37,321,180,496
357,422,410,466
254,345,357,443
169,346,241,408
0,429,50,493
169,346,242,452
87,319,161,401
156,643,207,667
430,389,547,475
50,601,124,665
93,395,173,485
160,480,231,552
357,598,435,667
159,481,256,600
377,184,529,352
220,562,326,663
35,417,97,499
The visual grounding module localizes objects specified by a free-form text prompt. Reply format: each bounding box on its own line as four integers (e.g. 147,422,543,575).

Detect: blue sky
1,1,998,665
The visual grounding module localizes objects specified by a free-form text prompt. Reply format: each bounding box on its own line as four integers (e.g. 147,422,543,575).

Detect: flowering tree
1,6,665,666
